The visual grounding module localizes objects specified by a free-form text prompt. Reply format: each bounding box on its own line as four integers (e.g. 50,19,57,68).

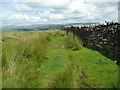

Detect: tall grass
50,53,79,88
2,31,51,88
51,64,74,88
66,33,83,50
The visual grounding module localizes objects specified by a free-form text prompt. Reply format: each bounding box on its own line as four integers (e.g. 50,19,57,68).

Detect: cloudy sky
1,0,119,26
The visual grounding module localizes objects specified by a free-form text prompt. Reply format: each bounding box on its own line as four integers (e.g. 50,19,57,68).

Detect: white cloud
13,4,34,12
43,19,48,22
2,14,47,26
49,14,64,20
12,1,36,13
69,0,85,11
24,0,70,9
1,0,118,26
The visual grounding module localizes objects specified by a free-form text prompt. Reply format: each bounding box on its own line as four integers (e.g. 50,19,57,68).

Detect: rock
55,56,64,59
99,60,108,62
61,22,120,63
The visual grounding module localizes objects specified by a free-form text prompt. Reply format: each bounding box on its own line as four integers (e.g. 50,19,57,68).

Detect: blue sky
1,0,119,26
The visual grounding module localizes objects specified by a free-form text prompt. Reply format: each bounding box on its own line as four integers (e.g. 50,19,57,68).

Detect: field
2,30,118,88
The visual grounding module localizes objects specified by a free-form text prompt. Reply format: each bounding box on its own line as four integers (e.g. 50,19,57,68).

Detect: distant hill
65,23,98,25
2,23,98,31
2,24,61,31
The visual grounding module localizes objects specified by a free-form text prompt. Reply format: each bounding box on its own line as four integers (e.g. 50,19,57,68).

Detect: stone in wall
61,22,120,65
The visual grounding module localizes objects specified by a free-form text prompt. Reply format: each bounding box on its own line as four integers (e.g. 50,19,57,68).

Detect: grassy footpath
2,30,118,88
41,31,118,88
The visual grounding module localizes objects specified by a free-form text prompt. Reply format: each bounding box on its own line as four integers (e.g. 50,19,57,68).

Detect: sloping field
2,30,118,88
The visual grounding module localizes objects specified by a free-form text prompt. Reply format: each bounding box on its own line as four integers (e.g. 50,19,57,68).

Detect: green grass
74,48,118,88
2,31,51,88
2,30,119,88
65,32,83,50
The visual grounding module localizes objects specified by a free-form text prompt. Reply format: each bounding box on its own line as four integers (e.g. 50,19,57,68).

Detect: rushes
66,33,83,50
2,31,51,88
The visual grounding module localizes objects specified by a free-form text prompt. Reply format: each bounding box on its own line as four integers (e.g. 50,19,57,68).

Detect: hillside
1,23,97,31
2,24,61,31
2,30,118,88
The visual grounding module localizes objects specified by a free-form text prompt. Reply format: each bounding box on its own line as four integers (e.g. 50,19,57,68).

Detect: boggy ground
2,30,118,88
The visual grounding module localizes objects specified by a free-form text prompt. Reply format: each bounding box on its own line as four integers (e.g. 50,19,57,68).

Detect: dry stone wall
61,22,120,65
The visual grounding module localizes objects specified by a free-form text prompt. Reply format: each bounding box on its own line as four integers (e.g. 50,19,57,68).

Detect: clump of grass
2,31,51,88
51,63,74,88
66,33,83,50
54,30,65,37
